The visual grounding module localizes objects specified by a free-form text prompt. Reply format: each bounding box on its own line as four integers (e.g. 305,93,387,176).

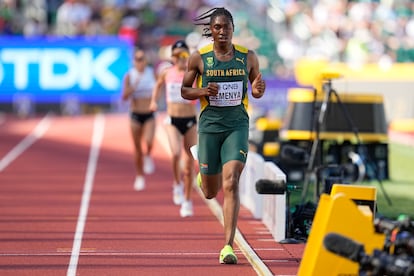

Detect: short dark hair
194,7,234,38
172,40,189,51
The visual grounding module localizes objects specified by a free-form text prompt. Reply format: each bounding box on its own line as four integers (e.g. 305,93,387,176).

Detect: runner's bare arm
247,50,265,99
150,69,167,111
121,74,134,101
181,52,218,100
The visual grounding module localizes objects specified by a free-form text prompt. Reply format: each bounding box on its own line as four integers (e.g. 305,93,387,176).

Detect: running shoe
190,145,198,160
180,200,193,217
134,176,145,191
197,172,202,188
219,245,238,264
173,183,184,205
143,155,155,174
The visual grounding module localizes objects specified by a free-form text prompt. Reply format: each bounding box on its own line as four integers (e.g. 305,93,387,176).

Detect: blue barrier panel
0,36,132,103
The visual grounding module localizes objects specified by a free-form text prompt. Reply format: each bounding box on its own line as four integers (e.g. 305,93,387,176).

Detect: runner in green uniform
181,7,266,264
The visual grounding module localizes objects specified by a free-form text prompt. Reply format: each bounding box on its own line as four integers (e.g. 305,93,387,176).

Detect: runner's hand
149,100,158,112
252,73,265,98
205,82,219,96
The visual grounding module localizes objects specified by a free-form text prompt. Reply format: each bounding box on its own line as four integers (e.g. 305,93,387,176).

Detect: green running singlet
197,43,249,133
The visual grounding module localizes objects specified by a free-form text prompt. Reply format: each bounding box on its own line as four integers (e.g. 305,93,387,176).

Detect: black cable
330,89,392,206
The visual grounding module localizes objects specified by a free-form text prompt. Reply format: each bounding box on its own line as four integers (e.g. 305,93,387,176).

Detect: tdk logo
0,48,120,90
0,37,131,103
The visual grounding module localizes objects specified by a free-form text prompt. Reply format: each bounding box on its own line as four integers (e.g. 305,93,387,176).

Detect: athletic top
128,66,155,99
165,66,192,104
197,43,249,133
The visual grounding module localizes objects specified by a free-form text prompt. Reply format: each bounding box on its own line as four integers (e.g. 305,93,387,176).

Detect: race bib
166,82,186,103
209,81,243,107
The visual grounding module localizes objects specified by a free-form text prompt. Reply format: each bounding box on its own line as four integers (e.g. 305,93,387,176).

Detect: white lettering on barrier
0,48,120,90
40,49,78,89
78,48,119,90
1,49,38,89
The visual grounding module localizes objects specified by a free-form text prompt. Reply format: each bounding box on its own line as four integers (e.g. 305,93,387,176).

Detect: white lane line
257,239,282,242
262,259,291,263
155,112,273,276
199,191,274,276
255,248,284,251
0,113,52,172
67,113,105,276
1,251,220,257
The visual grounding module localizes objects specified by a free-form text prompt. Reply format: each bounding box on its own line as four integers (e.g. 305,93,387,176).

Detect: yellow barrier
294,58,414,87
255,117,282,131
331,184,377,217
298,184,385,276
262,142,280,157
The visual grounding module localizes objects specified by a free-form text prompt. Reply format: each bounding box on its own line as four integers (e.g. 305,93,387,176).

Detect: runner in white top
122,49,156,191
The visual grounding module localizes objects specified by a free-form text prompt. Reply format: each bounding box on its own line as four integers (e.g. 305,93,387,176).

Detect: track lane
0,114,52,172
67,113,105,276
77,113,258,275
0,114,97,275
0,113,304,276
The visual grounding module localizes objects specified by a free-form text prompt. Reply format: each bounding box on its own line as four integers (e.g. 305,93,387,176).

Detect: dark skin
182,17,265,100
181,14,266,248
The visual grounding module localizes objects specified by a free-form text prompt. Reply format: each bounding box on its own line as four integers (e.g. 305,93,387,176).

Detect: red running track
0,112,304,276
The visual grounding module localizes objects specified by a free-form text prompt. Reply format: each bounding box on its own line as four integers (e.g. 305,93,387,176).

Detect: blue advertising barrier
249,77,300,118
0,36,133,104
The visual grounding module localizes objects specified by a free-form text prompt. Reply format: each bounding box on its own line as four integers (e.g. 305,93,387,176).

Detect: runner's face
133,51,147,70
172,50,189,70
210,15,233,45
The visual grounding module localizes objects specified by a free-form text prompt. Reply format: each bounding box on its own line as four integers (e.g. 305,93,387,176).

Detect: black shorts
130,112,154,124
167,116,197,135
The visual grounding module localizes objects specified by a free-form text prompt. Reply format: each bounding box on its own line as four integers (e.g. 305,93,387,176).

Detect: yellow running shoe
197,172,202,188
219,245,238,264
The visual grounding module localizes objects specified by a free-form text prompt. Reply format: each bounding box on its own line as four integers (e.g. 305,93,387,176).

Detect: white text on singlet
209,81,243,107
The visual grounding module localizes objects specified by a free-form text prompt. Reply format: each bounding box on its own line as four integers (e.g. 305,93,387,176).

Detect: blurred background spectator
1,0,413,77
55,0,92,36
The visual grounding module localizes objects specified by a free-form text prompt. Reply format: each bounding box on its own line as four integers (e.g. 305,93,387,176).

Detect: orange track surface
0,112,304,276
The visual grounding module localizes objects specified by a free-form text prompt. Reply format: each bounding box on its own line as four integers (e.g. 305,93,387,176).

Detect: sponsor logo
0,48,121,90
236,57,245,65
0,37,131,103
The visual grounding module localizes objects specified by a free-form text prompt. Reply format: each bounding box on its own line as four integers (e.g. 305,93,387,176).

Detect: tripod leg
280,190,304,244
301,86,332,203
331,90,392,206
301,140,318,202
